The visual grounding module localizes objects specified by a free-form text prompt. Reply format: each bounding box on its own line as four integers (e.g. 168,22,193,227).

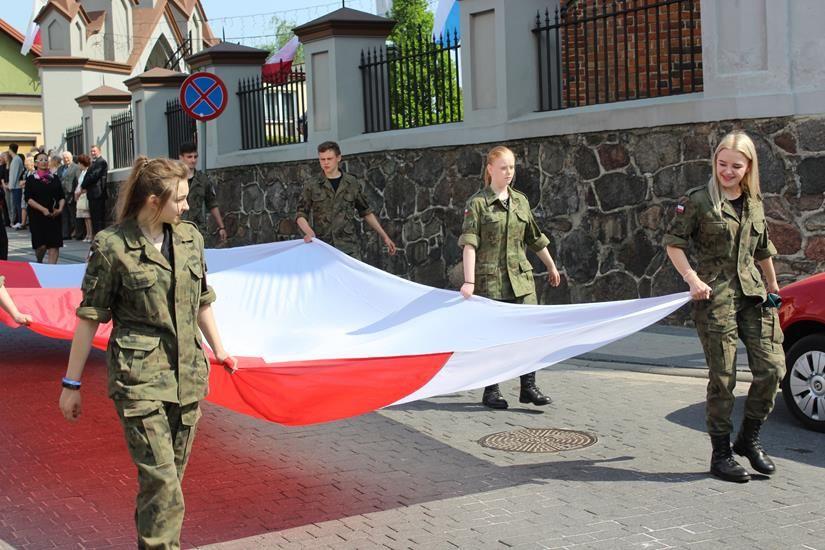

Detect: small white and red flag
20,0,47,55
262,36,300,84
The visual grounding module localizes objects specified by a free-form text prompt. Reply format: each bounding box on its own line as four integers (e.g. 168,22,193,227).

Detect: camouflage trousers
115,400,202,550
694,298,785,436
331,239,361,261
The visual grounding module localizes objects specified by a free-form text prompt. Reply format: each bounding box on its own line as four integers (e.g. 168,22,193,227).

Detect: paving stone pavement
1,324,823,550
4,225,92,264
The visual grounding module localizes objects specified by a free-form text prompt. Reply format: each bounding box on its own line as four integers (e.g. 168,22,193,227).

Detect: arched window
145,34,175,71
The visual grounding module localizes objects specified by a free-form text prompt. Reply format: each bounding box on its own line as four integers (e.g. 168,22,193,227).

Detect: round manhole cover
478,427,597,453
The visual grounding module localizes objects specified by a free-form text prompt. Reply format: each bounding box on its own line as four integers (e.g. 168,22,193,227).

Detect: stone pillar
75,85,132,160
186,43,270,168
124,68,188,159
458,0,555,126
293,7,396,146
700,0,791,100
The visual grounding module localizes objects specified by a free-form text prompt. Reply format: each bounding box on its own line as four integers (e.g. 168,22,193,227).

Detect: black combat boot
482,384,508,409
710,434,750,483
519,373,552,406
732,418,776,475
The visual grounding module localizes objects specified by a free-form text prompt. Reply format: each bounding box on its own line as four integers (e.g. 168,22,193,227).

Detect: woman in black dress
25,152,65,263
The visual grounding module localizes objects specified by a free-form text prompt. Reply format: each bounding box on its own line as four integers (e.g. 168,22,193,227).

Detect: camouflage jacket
458,185,550,300
180,170,218,235
663,186,777,306
296,172,372,254
76,219,216,405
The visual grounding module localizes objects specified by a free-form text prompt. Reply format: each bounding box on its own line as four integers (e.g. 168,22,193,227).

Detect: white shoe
12,223,21,229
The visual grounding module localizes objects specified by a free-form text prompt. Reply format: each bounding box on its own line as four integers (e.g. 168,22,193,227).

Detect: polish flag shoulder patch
675,204,685,214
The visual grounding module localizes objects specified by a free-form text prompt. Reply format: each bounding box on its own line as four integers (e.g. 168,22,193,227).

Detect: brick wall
545,0,703,107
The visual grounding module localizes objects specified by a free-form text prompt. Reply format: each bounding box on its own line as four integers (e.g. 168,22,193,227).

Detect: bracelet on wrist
62,377,81,390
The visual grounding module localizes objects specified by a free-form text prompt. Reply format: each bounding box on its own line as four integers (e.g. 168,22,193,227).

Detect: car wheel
782,333,825,433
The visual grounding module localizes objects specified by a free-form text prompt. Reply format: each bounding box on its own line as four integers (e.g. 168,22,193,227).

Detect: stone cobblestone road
1,323,823,550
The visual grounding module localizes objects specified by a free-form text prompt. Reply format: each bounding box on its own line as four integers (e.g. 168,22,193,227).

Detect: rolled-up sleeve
525,209,550,252
200,260,217,308
458,200,480,249
662,195,697,249
295,183,312,222
355,181,373,218
754,224,778,261
76,243,117,322
204,176,219,212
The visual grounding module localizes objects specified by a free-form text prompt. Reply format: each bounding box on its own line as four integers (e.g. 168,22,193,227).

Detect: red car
779,272,825,432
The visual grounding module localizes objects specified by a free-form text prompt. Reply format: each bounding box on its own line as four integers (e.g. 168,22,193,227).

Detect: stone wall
208,115,825,320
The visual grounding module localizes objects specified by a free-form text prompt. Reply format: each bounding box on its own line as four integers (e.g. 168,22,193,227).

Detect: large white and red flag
1,240,689,425
262,36,300,84
20,0,47,55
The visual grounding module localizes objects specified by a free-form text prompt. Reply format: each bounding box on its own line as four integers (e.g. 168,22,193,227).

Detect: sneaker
12,223,21,230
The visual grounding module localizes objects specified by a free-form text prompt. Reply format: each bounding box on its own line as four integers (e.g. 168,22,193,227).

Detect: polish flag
20,0,47,55
1,240,689,426
262,36,300,84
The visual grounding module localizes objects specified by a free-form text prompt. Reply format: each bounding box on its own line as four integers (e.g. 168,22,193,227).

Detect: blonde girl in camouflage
664,131,784,483
59,157,237,548
459,146,561,409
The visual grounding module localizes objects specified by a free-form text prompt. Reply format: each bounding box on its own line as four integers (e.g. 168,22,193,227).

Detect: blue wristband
62,377,81,388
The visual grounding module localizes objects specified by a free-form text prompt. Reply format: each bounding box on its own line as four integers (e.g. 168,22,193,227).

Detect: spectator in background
1,152,9,227
7,145,24,229
58,151,81,239
48,155,61,174
82,145,108,237
0,153,7,258
0,218,7,261
18,155,35,230
74,155,93,242
25,152,65,264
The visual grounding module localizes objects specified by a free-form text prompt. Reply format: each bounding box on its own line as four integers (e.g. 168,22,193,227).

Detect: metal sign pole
202,120,207,173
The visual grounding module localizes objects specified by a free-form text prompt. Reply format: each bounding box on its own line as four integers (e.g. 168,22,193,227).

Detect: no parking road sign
180,72,228,121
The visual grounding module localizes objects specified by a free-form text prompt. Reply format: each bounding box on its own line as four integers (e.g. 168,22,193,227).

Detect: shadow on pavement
664,397,825,469
2,325,707,549
392,399,547,415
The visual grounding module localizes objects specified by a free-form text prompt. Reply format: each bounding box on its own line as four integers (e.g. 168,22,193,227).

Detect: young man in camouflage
179,142,227,244
296,141,396,260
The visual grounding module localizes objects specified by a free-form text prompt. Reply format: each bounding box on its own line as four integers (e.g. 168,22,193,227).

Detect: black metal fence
534,0,702,111
360,29,462,133
165,99,197,158
109,109,134,169
238,67,308,150
64,124,84,156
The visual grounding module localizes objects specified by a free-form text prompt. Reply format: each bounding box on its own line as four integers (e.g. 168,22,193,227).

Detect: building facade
0,19,43,151
32,0,217,151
